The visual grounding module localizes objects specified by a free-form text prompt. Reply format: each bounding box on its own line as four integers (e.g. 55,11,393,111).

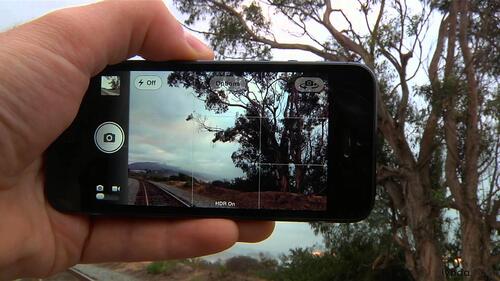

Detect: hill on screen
128,162,218,182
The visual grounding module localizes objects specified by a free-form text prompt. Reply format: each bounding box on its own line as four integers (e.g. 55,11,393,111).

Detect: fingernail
185,33,211,53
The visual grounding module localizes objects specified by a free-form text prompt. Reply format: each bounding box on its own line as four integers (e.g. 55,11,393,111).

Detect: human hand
0,1,274,279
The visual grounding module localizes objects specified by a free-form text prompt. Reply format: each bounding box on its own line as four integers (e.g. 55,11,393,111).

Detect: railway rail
135,180,192,207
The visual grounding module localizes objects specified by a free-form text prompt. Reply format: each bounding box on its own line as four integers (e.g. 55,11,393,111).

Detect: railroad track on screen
136,179,192,207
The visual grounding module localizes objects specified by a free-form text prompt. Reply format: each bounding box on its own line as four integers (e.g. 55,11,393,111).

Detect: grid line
191,101,194,205
258,117,262,209
259,163,327,167
195,115,328,120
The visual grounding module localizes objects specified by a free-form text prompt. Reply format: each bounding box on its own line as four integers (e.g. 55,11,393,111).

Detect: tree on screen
167,71,328,195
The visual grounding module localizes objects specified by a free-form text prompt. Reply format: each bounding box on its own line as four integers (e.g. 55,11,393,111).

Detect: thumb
0,0,212,181
5,0,214,75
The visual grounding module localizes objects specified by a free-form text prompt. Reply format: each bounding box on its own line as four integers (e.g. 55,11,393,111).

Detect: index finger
16,0,213,75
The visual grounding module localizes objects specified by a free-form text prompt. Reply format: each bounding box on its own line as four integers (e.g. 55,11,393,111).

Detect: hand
0,1,274,279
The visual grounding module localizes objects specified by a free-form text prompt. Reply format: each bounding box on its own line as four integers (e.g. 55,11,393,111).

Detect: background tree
274,193,413,281
173,0,499,280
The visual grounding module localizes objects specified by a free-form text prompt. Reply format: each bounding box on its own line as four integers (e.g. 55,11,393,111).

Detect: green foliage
146,260,178,274
484,88,500,125
303,190,414,281
268,0,325,20
469,0,500,77
310,188,393,248
165,248,413,281
207,254,279,279
170,172,192,181
143,174,169,182
174,0,272,59
225,255,263,273
254,253,280,278
182,257,210,269
215,262,230,279
272,246,413,281
273,248,338,281
407,14,423,36
243,2,267,31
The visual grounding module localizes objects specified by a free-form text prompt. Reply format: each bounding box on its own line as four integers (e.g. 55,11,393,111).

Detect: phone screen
98,70,329,211
46,61,376,221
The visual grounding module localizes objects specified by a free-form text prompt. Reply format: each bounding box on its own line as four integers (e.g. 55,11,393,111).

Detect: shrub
146,260,178,274
225,255,261,273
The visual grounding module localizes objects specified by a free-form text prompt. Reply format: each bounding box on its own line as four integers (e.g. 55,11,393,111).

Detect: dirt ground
167,180,326,210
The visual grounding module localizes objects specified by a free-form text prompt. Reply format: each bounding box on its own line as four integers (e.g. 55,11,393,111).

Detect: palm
0,50,96,275
0,165,89,276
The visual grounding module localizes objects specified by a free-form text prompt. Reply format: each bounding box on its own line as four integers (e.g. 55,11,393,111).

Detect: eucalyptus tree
174,1,499,280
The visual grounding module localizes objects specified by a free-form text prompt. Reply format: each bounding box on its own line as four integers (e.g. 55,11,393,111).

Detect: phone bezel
45,60,377,222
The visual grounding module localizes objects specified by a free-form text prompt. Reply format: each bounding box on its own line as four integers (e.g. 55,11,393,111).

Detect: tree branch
377,165,404,182
275,6,344,59
321,0,373,68
417,15,448,169
458,0,480,201
384,180,406,212
209,1,341,61
360,0,385,58
441,1,466,212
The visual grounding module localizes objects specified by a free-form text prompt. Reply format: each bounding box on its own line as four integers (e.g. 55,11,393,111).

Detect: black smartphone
45,61,376,222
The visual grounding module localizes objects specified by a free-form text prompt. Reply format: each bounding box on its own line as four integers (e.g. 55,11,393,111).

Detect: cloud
129,72,245,179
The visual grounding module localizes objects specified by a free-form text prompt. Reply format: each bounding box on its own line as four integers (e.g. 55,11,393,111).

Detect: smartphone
45,61,376,222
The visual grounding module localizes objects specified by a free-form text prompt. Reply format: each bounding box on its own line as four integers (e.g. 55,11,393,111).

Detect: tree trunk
295,165,304,193
273,115,290,192
291,118,304,193
278,165,289,193
383,173,445,281
404,173,445,281
460,212,494,281
455,1,494,280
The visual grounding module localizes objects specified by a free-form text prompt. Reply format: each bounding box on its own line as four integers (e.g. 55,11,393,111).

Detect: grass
146,260,178,274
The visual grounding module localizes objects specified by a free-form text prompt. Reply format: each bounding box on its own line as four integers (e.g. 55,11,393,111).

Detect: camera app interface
104,71,329,211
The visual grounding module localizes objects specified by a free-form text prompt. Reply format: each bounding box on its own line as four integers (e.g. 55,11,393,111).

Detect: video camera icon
94,122,125,153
